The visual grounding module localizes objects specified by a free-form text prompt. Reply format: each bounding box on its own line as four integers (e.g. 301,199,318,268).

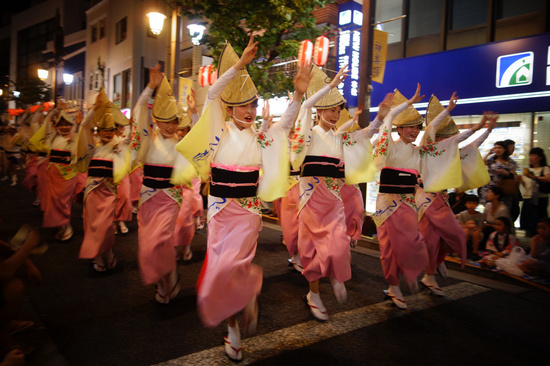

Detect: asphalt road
1,179,549,366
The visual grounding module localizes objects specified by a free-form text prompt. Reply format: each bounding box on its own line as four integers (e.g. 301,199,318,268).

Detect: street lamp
147,12,166,35
63,73,74,85
187,24,205,46
38,69,49,81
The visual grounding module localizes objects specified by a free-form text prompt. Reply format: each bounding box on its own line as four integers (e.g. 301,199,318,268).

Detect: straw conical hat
334,108,359,131
98,103,129,129
391,89,423,127
92,88,111,123
153,75,181,122
305,65,346,109
178,104,191,129
54,110,74,125
426,95,458,136
218,41,259,107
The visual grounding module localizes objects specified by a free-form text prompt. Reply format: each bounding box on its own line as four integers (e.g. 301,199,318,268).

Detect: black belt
300,156,342,178
210,167,259,198
88,159,113,178
38,152,48,157
379,167,417,194
143,164,174,189
290,170,300,176
50,149,71,165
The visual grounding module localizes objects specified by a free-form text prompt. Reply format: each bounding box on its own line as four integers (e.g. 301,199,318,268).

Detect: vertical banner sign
337,1,363,108
372,29,388,84
179,77,194,107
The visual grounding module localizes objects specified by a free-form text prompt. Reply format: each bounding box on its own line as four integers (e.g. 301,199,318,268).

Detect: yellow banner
372,29,388,84
178,77,194,107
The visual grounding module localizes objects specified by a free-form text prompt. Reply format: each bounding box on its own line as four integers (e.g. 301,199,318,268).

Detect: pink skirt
115,176,132,222
197,200,262,327
129,168,144,206
137,191,178,285
418,194,466,271
37,159,49,211
191,177,204,218
80,182,116,258
42,165,77,228
340,184,364,240
173,186,194,247
21,154,38,193
376,203,429,285
298,184,351,283
73,172,87,201
279,185,299,256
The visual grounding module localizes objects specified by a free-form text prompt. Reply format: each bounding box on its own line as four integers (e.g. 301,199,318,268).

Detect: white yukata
177,66,300,327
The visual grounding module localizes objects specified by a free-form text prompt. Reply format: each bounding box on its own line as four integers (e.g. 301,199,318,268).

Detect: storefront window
451,0,488,30
375,0,402,44
408,0,442,38
496,0,543,19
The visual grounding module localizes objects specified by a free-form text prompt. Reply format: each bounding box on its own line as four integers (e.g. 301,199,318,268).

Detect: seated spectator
518,218,550,277
448,190,468,215
481,186,511,250
457,194,484,260
0,229,42,357
479,216,519,268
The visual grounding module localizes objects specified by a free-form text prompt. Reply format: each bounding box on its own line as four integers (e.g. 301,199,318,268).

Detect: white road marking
154,282,489,365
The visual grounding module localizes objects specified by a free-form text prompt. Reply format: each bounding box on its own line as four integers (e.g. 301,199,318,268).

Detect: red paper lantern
298,40,313,65
313,36,329,66
199,66,209,87
207,65,217,85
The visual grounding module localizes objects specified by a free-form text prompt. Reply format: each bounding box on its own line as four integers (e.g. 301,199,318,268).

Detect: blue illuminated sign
370,33,550,116
337,1,362,108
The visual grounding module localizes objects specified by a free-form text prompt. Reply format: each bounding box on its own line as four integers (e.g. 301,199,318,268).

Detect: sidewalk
262,213,550,293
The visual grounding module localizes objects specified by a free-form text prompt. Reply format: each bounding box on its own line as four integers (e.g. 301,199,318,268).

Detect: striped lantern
313,36,329,66
199,66,209,87
207,65,217,85
298,40,313,65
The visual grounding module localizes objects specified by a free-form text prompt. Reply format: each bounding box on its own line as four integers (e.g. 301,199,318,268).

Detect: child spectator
518,218,550,277
479,216,519,268
457,194,484,260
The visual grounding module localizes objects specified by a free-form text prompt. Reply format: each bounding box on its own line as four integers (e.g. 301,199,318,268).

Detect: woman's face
493,144,505,157
156,119,179,138
227,102,257,130
529,154,541,167
318,107,341,129
398,124,422,143
56,120,72,136
98,129,115,144
486,189,498,202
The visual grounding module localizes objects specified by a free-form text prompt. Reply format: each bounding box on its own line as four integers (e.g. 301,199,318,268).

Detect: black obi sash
290,163,300,176
49,149,71,165
88,158,113,178
300,155,342,178
378,167,418,194
143,164,174,189
209,167,259,198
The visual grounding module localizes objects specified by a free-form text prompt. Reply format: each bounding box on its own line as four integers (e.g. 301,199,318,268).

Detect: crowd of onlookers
448,139,550,277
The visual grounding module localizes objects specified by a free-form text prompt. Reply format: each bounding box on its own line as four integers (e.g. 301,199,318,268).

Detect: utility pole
53,8,64,106
357,0,376,128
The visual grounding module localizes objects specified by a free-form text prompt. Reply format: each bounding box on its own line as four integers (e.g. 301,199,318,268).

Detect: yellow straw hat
391,89,423,127
334,108,359,131
305,65,346,109
218,41,259,107
54,110,74,125
153,75,181,122
426,95,458,137
98,103,129,130
178,104,191,129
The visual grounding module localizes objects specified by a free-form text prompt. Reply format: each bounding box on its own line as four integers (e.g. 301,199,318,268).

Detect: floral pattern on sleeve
256,132,273,149
342,132,357,147
131,125,141,152
419,138,446,158
290,125,306,154
374,126,389,157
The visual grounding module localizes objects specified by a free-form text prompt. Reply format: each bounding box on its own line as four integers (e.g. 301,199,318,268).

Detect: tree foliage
179,0,330,98
14,77,51,108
